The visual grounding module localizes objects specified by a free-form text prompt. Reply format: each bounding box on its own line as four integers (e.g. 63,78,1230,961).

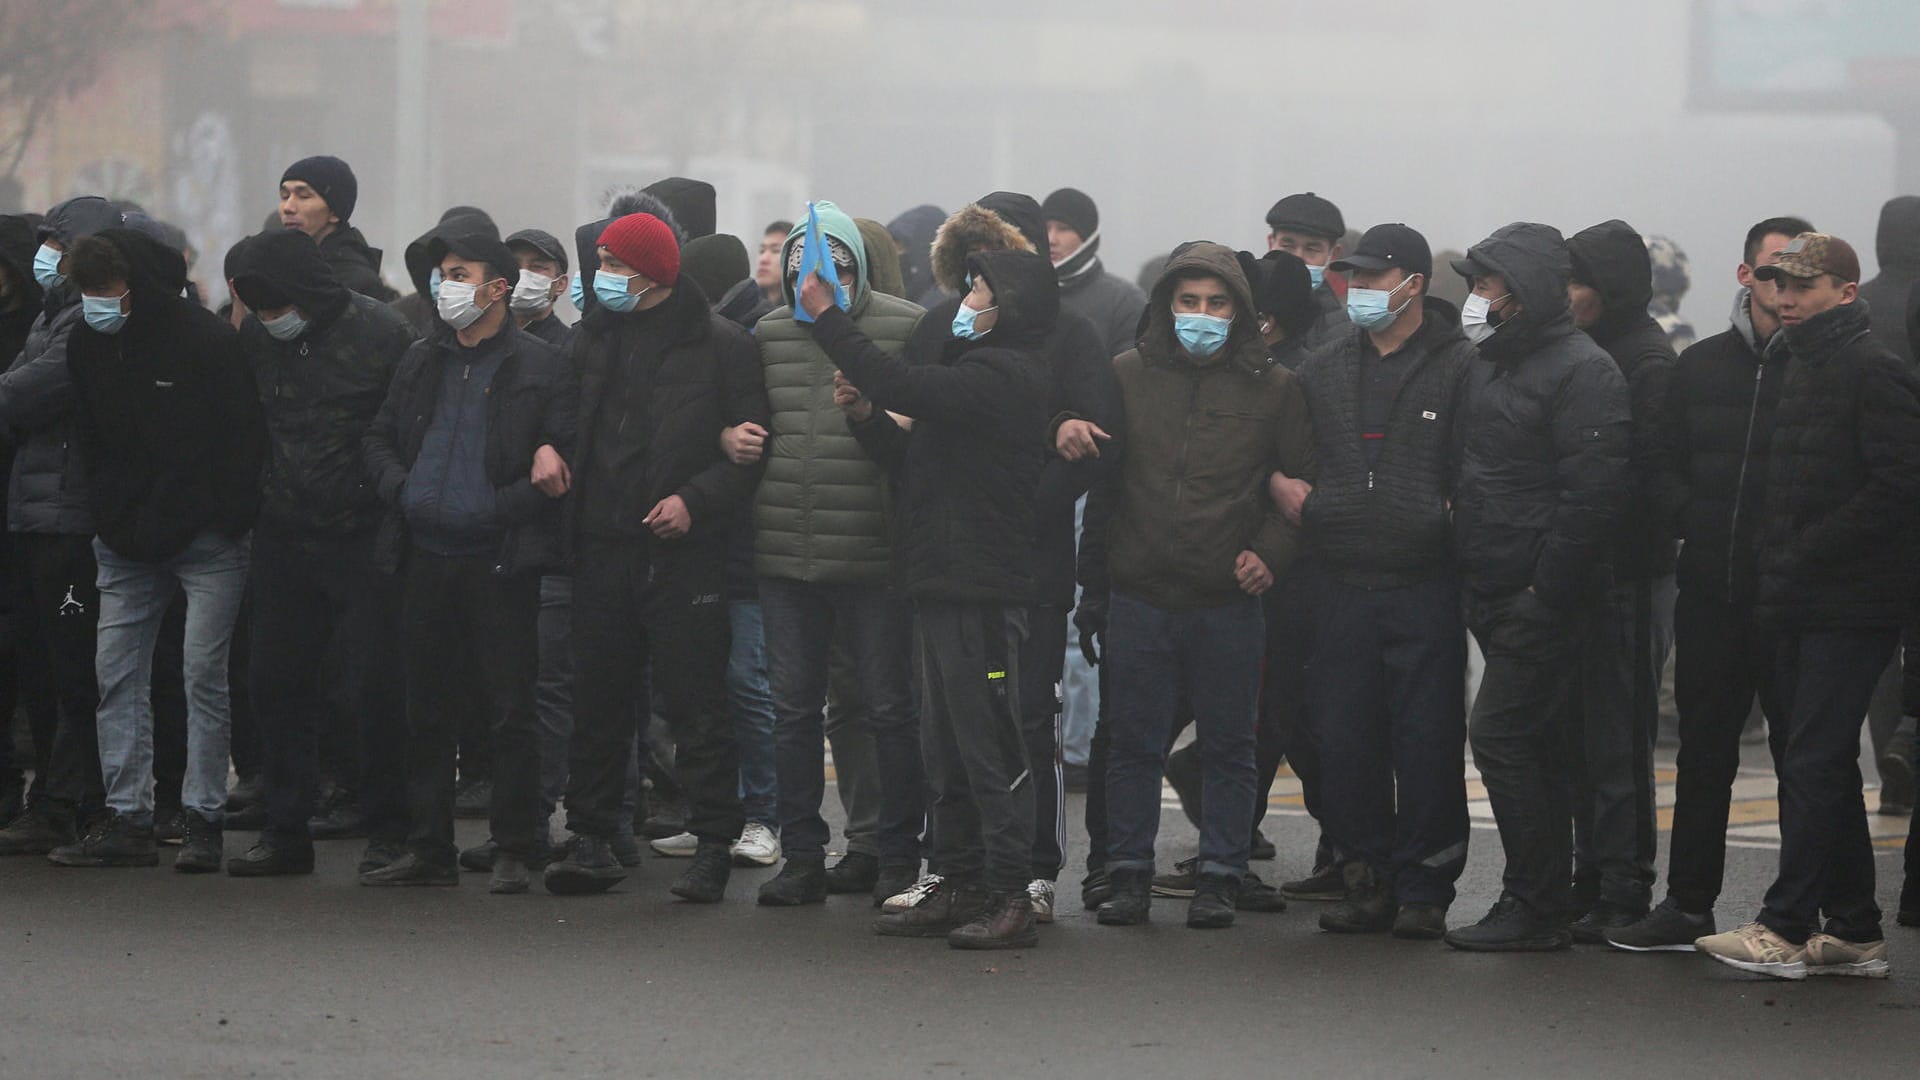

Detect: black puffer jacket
1861,195,1920,364
67,229,265,562
1453,222,1632,607
1755,299,1920,629
232,229,417,538
364,321,576,575
1660,290,1785,603
822,248,1055,606
1296,296,1475,589
1568,219,1681,581
318,225,396,302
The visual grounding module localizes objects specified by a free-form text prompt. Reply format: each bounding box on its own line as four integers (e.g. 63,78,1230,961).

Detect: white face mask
437,279,496,330
1460,292,1509,345
510,270,556,314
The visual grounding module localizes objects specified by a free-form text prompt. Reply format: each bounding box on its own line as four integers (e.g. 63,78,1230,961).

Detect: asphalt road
2,789,1915,1079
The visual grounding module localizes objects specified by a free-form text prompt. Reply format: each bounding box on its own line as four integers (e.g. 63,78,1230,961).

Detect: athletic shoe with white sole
649,831,699,858
1027,879,1055,924
730,823,780,867
881,873,945,914
1695,922,1808,980
1804,932,1890,978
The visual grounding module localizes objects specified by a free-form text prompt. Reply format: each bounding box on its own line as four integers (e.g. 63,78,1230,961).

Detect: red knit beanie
597,213,680,285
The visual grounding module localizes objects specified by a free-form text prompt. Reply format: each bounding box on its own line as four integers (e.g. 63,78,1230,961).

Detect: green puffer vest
753,292,923,583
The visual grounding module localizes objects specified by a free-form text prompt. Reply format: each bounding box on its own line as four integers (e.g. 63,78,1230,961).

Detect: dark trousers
565,542,741,844
1021,602,1068,881
1086,653,1112,874
1569,579,1661,911
1256,578,1316,834
252,527,406,845
1465,588,1588,921
10,532,103,817
1758,627,1899,944
761,577,918,863
1104,590,1263,878
1306,576,1469,907
916,599,1032,895
400,552,541,863
1666,588,1784,913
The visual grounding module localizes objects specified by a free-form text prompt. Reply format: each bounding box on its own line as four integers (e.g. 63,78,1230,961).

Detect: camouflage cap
1753,232,1861,284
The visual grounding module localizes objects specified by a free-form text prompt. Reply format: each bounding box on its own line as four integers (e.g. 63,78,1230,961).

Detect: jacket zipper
1726,358,1763,597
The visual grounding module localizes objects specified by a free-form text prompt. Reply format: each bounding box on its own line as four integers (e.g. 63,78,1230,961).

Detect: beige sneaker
1804,933,1890,978
1695,922,1808,980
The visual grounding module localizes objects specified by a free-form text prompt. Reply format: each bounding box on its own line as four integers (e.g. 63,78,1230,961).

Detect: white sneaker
648,831,698,857
881,873,945,914
730,822,781,867
1027,879,1056,924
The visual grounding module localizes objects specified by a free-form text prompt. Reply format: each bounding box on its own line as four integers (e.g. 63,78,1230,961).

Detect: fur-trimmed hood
930,202,1036,294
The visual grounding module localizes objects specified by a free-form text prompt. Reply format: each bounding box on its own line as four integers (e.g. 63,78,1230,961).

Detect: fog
15,0,1920,328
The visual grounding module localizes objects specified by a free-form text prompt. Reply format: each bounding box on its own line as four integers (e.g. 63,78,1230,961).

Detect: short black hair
68,234,130,293
1745,216,1814,266
764,220,793,238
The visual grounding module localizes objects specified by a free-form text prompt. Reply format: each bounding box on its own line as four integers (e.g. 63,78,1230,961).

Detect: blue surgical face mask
428,267,442,302
1173,312,1231,357
261,308,308,341
593,268,649,313
32,242,64,291
568,272,586,310
1305,262,1327,289
951,300,997,340
1345,275,1417,332
82,291,128,334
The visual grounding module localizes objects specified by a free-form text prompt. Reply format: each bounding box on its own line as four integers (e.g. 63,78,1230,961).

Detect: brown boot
949,890,1040,950
874,879,988,938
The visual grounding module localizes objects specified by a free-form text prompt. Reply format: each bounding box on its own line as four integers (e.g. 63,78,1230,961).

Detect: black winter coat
1453,223,1632,607
826,248,1055,606
1755,300,1920,629
319,225,396,302
1861,195,1920,365
364,321,576,575
67,229,266,562
1296,297,1474,588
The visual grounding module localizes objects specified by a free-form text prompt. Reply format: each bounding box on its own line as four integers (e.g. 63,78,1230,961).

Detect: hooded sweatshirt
1452,222,1631,607
855,217,907,298
1102,242,1315,611
1568,219,1680,581
887,204,945,304
67,228,265,561
393,209,499,337
1861,195,1920,364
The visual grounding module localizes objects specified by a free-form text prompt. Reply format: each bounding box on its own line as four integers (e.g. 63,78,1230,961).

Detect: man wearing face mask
221,229,416,878
1263,224,1478,940
47,229,264,872
393,206,498,339
505,229,572,348
1444,223,1631,952
1266,192,1350,353
1094,242,1315,931
361,232,576,892
542,212,769,904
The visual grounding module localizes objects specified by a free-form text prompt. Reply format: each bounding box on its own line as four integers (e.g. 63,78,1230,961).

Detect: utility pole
393,0,429,262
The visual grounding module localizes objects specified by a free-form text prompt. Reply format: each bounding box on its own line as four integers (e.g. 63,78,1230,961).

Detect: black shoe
1393,903,1449,941
875,879,989,937
1280,863,1346,902
307,790,368,840
670,842,732,903
1249,829,1276,861
1319,863,1397,934
224,803,269,832
1572,900,1649,945
1080,866,1114,910
949,891,1039,950
543,834,627,895
1164,745,1202,828
1604,898,1716,952
0,779,25,830
1236,871,1289,914
639,792,689,840
452,778,492,820
489,853,532,895
758,858,828,906
1062,762,1089,793
1096,868,1153,926
824,851,880,894
359,852,459,886
357,838,406,876
1188,873,1238,929
1443,894,1572,952
609,831,643,868
459,839,498,873
873,860,921,907
174,811,223,873
227,836,316,877
0,803,77,855
224,774,266,811
154,808,187,846
1152,856,1199,898
47,812,158,868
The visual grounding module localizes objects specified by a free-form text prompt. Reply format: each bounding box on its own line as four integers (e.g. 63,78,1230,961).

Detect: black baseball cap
505,228,568,274
1331,223,1431,279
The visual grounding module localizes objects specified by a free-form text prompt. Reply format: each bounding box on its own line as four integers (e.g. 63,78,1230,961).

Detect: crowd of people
0,154,1917,979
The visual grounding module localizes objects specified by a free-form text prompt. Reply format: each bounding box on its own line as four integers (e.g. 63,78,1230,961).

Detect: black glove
1074,593,1108,666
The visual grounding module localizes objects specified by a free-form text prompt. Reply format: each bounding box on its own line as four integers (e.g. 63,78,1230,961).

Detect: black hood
887,203,945,300
230,229,351,329
966,249,1058,350
39,195,123,248
0,213,45,311
1568,219,1653,341
573,217,611,316
643,177,716,240
403,210,499,301
681,233,749,307
1875,195,1920,275
92,227,189,337
975,192,1049,257
1457,222,1573,358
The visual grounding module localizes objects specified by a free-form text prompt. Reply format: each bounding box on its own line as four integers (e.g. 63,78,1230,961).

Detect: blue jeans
728,599,777,827
1060,495,1098,767
1103,590,1263,879
93,531,250,824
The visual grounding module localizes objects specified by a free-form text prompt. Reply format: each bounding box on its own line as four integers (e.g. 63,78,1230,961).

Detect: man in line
1042,187,1147,360
278,156,396,301
1266,192,1350,351
506,228,573,348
